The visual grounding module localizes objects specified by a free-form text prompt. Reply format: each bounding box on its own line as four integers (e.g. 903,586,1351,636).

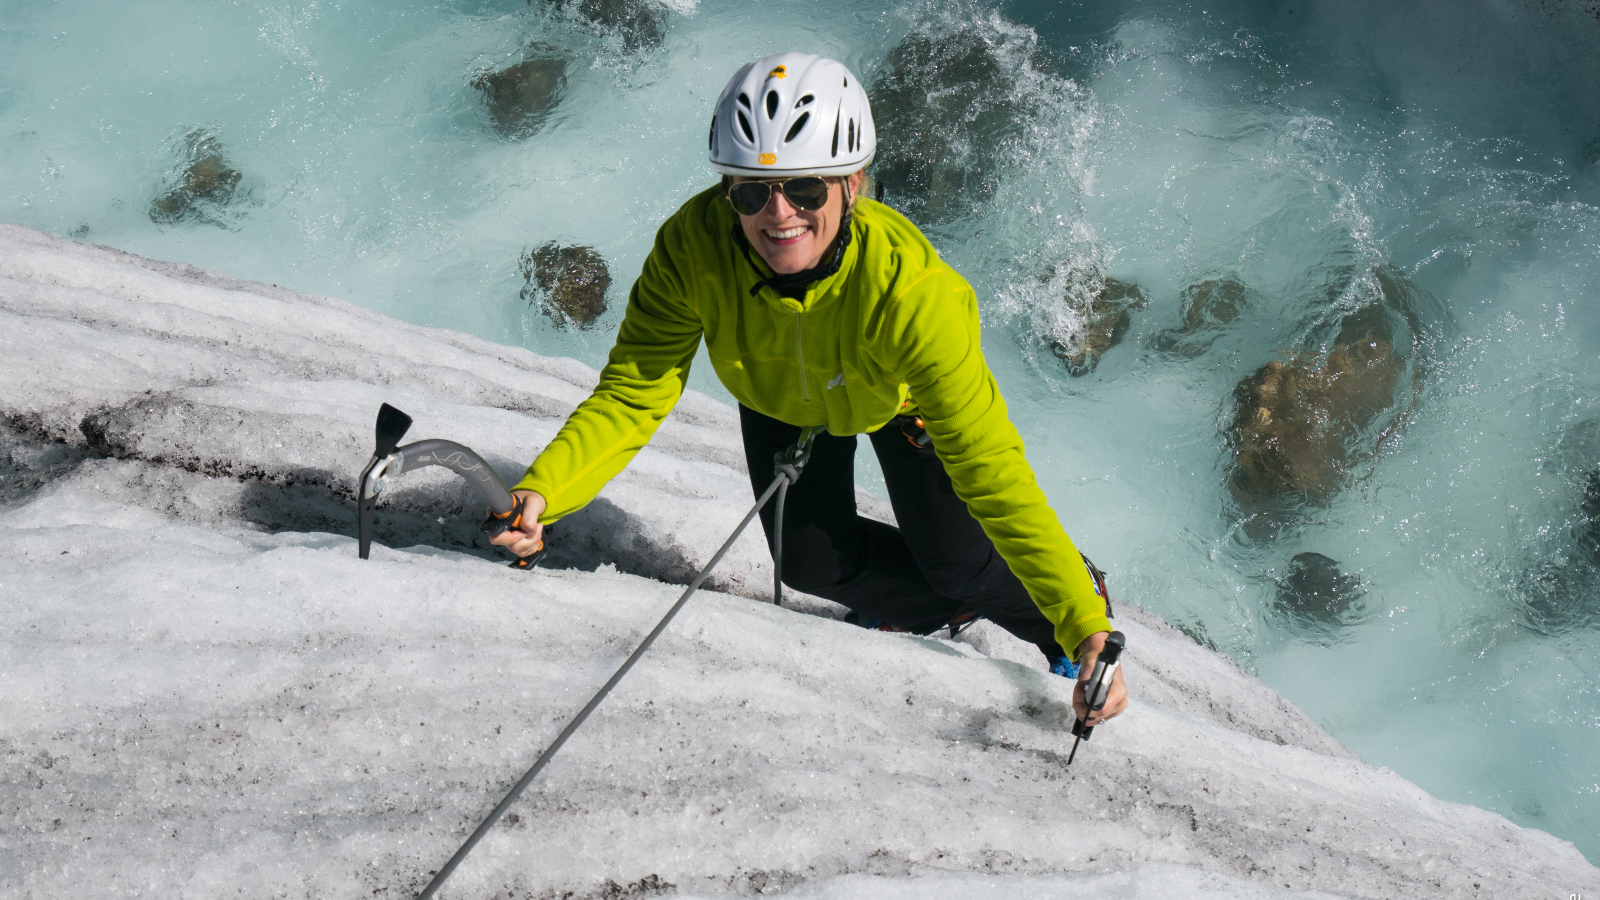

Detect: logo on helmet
758,153,777,165
769,65,786,79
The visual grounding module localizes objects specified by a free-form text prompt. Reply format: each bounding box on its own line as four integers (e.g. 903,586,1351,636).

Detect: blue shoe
1050,655,1080,679
843,611,906,632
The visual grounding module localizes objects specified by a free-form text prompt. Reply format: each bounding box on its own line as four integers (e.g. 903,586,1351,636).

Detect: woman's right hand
490,490,547,558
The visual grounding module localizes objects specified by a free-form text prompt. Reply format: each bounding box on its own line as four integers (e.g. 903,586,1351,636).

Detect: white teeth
764,226,808,240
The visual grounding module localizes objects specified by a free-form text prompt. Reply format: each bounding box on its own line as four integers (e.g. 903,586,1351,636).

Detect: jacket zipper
795,312,810,401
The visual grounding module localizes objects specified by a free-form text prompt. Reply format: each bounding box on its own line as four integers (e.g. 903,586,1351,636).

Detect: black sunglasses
725,177,832,216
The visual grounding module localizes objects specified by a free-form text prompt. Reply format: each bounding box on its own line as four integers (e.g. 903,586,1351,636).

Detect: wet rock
1049,277,1147,376
1228,333,1400,501
1275,552,1364,623
1579,468,1600,567
1517,427,1600,634
475,56,566,138
545,0,666,51
1153,274,1253,355
519,242,612,328
149,129,242,226
868,22,1043,225
1182,275,1250,330
1226,266,1431,505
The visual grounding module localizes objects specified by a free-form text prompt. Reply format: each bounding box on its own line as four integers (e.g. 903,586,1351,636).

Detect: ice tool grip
1084,630,1125,713
482,495,551,571
507,545,548,570
1067,630,1126,762
481,493,530,537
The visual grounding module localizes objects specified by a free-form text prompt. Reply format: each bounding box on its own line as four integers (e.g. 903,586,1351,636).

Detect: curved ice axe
356,403,545,568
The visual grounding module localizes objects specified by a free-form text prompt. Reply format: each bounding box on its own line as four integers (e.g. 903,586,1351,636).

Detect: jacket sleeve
511,222,705,521
886,264,1113,660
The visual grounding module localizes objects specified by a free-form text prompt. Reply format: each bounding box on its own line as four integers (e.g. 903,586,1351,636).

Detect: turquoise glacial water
3,0,1598,863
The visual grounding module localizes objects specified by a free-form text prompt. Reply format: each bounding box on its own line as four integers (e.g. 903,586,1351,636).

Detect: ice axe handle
481,495,548,571
1071,630,1126,743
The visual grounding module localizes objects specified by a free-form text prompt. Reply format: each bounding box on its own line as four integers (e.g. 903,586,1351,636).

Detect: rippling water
3,0,1597,862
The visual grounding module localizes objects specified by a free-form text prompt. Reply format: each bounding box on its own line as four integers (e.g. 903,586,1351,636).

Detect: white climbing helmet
709,52,875,178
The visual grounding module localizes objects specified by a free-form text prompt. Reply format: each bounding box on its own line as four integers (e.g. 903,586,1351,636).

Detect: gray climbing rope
771,427,819,607
415,427,819,900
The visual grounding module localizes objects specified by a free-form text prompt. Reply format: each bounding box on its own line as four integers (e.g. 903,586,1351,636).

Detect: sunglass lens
727,182,771,216
783,177,830,211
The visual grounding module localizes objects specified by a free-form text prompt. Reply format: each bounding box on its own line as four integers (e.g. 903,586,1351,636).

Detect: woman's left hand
1072,631,1128,727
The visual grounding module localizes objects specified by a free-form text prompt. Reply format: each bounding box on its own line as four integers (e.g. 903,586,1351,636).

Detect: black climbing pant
739,404,1069,660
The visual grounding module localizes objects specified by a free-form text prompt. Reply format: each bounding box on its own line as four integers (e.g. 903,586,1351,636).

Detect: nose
766,185,798,218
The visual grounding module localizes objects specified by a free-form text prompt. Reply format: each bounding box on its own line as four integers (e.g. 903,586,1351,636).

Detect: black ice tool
1066,630,1126,766
356,403,545,568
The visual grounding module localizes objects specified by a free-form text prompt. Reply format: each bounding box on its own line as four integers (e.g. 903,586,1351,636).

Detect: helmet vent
796,94,814,109
737,92,751,110
765,90,779,119
737,110,754,142
784,112,810,144
831,109,841,157
848,118,855,152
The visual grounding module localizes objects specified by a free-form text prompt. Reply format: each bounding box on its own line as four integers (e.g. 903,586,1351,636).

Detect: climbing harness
355,404,821,900
894,414,932,449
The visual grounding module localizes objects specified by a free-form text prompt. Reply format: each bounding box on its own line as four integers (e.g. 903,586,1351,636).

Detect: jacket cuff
507,473,561,523
1055,614,1114,663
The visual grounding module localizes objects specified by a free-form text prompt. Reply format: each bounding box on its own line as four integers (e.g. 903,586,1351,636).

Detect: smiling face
733,171,864,275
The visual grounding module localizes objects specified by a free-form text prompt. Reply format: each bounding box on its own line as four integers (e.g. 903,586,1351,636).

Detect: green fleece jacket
513,185,1111,658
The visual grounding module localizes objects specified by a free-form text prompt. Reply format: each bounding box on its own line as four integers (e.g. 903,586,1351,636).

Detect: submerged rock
1153,274,1253,355
1049,277,1147,376
1580,467,1600,567
545,0,666,51
149,129,243,226
1517,425,1600,635
1227,266,1432,505
519,242,612,328
868,23,1044,225
1228,329,1401,501
1182,276,1250,330
1275,552,1365,624
475,56,566,138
